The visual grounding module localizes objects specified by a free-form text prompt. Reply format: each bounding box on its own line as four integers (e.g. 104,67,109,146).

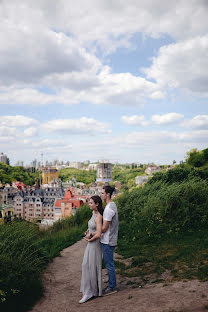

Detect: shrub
116,174,208,238
0,204,91,311
0,220,44,310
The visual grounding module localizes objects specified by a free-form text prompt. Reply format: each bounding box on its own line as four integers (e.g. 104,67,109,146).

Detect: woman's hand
84,236,91,242
85,233,90,240
84,229,89,236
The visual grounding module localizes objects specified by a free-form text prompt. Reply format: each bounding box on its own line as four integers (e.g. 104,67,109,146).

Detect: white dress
80,213,102,297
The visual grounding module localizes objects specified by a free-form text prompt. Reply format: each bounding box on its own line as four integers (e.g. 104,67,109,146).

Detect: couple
79,185,119,304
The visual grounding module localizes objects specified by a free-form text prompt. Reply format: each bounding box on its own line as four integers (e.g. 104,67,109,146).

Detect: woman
79,195,103,304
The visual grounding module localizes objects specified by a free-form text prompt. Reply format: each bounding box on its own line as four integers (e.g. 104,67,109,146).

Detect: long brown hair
90,195,103,216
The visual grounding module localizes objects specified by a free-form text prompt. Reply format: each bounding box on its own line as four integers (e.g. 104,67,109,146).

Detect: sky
0,0,208,165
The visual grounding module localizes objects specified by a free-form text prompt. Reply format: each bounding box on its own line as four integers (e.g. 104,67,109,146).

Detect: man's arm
102,220,111,233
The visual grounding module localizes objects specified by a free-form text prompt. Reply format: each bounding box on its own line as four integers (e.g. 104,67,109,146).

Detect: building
54,188,85,220
135,176,149,186
0,152,8,164
42,167,59,184
14,186,65,222
0,204,15,224
13,186,85,223
68,162,82,169
145,166,161,175
0,185,18,205
88,163,98,170
31,159,37,168
62,177,77,190
96,162,112,183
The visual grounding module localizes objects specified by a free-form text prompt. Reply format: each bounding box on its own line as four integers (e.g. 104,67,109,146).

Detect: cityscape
0,150,168,226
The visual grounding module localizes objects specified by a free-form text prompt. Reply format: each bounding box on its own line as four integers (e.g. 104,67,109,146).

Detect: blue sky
0,0,208,165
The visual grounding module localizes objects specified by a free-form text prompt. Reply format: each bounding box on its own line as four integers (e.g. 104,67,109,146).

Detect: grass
0,204,91,312
116,228,208,282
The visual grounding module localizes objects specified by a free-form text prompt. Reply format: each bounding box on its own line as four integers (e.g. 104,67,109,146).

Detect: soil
31,239,208,312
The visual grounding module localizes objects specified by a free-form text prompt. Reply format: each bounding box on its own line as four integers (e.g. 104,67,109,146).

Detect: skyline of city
1,150,184,168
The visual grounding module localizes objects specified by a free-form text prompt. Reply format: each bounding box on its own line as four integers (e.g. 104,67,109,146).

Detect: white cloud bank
121,115,149,126
146,35,208,96
42,117,111,135
152,113,184,125
0,0,208,107
0,115,38,127
182,115,208,129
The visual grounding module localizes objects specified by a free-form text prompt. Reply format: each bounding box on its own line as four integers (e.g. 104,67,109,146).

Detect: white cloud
42,117,111,135
182,115,208,129
152,113,184,125
0,23,101,85
146,35,208,96
121,129,208,146
121,115,149,126
0,126,17,137
23,127,38,137
0,115,38,127
32,0,208,49
1,0,207,106
21,138,72,151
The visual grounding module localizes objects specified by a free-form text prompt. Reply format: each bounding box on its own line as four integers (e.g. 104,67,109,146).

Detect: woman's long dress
80,213,102,297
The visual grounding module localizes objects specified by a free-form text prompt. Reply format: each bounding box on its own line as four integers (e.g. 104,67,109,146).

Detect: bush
0,220,44,310
186,148,208,167
116,173,208,238
0,204,91,311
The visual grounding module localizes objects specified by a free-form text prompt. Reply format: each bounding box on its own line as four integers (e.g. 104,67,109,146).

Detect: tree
186,148,205,167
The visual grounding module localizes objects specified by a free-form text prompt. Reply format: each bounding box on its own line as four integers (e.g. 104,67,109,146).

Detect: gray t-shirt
100,201,119,246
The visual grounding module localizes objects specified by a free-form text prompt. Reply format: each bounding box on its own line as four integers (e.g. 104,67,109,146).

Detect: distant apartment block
0,152,8,164
31,159,37,168
68,162,82,169
96,162,112,183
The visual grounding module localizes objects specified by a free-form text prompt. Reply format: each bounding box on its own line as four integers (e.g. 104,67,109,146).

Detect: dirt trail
31,239,208,312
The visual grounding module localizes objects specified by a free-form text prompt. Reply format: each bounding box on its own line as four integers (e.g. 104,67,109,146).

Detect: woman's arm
85,214,102,242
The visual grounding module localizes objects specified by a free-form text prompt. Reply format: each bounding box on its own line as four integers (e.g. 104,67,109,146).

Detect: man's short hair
103,185,115,197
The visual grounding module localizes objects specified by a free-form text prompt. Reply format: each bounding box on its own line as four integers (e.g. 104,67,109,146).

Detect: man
100,185,119,296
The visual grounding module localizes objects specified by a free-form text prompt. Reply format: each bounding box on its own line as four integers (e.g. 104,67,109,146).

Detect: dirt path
31,239,208,312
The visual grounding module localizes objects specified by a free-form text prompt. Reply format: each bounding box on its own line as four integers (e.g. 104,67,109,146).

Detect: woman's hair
90,195,103,216
103,185,115,197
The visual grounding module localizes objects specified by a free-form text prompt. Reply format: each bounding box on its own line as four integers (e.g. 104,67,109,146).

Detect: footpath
31,239,208,312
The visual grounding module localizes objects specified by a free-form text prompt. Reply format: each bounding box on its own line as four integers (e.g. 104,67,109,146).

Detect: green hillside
58,167,96,184
0,163,39,185
115,150,208,283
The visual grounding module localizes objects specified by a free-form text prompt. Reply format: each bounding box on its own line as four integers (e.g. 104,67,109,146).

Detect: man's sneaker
103,287,118,296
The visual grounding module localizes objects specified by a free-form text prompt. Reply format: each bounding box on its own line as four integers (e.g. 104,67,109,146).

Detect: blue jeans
101,243,116,289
